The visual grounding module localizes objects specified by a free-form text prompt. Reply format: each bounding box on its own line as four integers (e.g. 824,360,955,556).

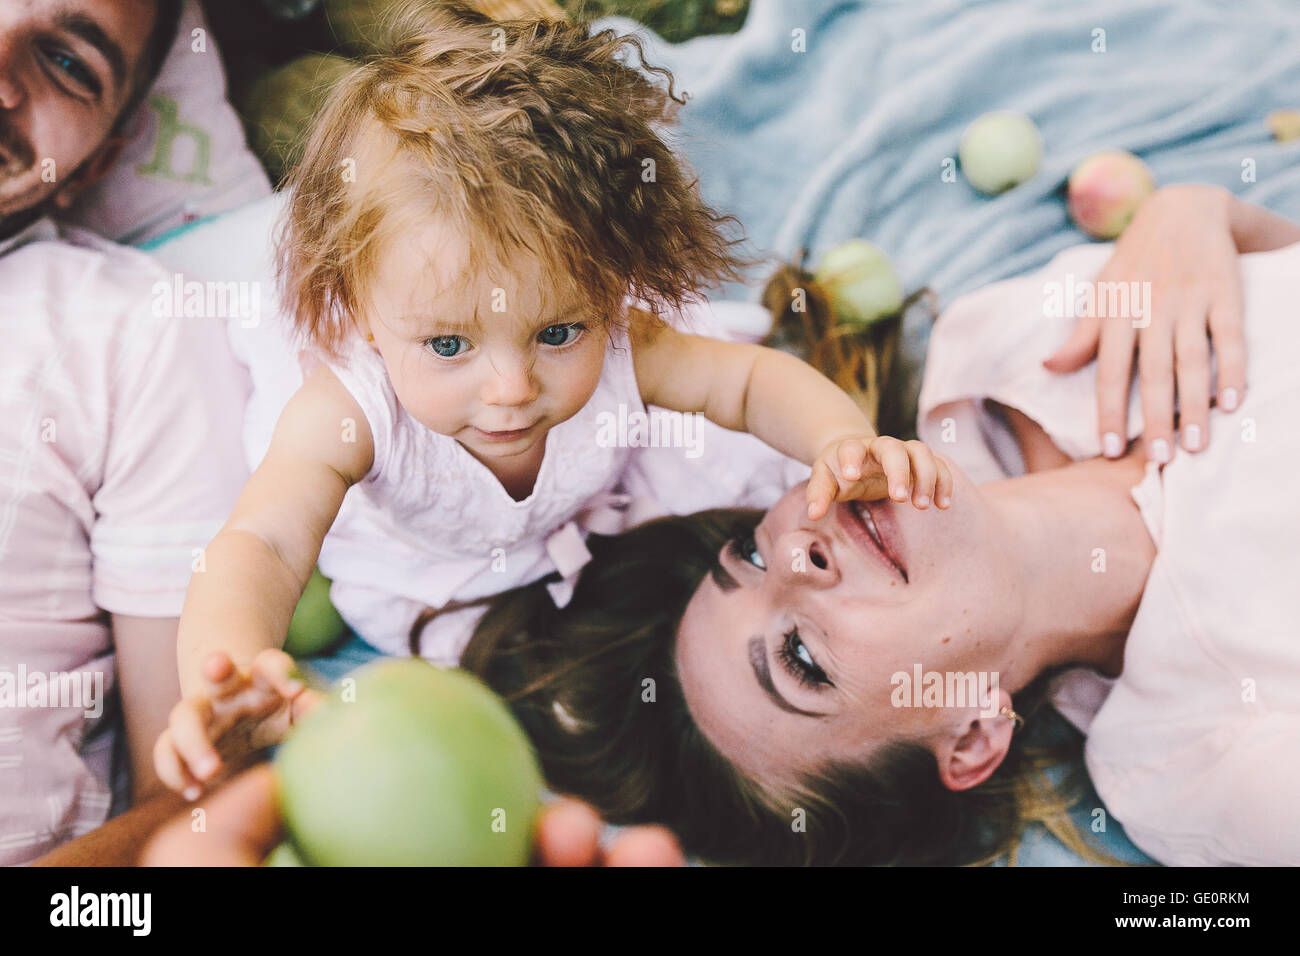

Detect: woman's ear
933,685,1016,792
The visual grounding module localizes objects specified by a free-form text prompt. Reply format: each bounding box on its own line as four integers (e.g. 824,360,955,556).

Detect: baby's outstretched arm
155,365,373,796
632,321,952,520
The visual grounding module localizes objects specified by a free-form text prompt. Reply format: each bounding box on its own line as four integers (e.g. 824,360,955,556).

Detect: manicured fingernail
845,466,860,478
1219,387,1239,412
893,486,906,500
915,495,930,508
1150,438,1171,464
196,756,219,778
938,495,951,509
1102,432,1123,458
1183,424,1202,452
184,786,200,801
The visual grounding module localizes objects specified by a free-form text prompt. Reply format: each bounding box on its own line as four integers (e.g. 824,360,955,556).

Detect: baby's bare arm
630,322,873,464
177,365,374,695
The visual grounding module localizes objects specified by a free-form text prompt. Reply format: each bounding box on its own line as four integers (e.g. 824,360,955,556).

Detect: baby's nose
483,359,538,407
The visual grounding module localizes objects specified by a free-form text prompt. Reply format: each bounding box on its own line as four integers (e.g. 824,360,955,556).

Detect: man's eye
726,534,765,570
424,335,469,358
537,323,584,347
44,48,100,95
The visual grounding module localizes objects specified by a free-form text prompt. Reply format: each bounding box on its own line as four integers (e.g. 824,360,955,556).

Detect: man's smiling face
0,0,158,228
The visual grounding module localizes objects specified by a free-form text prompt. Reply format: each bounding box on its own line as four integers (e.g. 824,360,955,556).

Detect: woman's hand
807,434,954,520
1043,184,1245,462
153,649,320,799
141,764,685,867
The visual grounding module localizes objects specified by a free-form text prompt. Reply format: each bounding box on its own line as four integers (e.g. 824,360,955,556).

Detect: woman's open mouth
837,499,909,583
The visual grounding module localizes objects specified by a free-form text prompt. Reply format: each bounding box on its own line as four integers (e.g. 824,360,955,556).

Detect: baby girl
153,1,951,796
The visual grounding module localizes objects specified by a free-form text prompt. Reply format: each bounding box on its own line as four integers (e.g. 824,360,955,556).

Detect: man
0,0,181,237
0,0,252,865
4,0,681,869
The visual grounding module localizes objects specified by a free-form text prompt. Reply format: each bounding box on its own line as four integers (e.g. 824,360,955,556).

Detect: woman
450,186,1300,866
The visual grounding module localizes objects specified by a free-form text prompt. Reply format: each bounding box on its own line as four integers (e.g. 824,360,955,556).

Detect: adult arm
112,613,184,803
140,763,685,867
1044,185,1300,461
31,789,190,866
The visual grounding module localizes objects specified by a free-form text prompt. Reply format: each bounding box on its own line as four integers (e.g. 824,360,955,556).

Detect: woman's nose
771,528,840,588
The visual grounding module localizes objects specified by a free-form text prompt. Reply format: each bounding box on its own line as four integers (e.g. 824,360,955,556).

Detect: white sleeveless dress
228,295,810,664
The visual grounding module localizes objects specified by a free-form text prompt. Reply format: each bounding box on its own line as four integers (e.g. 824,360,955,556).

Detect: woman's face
674,467,1026,790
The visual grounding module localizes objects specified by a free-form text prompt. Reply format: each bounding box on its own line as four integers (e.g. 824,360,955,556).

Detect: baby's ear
934,687,1016,792
353,316,378,349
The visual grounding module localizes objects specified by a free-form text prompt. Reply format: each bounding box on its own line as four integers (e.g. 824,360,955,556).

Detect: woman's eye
779,628,831,689
726,533,765,570
44,48,100,94
538,323,584,347
424,335,469,358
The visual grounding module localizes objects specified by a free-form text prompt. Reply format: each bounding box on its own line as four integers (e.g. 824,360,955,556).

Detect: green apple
243,54,356,181
959,111,1042,195
263,841,306,866
275,659,543,866
284,567,348,658
813,239,904,329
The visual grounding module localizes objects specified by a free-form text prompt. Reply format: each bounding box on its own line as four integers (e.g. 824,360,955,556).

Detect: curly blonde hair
276,0,759,359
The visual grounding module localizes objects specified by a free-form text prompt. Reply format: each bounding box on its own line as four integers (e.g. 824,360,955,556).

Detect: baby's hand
153,649,320,799
807,435,954,520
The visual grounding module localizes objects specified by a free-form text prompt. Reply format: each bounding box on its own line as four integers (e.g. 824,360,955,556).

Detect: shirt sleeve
89,310,251,617
1104,714,1300,866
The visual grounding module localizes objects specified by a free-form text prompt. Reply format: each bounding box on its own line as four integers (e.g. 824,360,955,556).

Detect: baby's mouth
472,422,538,443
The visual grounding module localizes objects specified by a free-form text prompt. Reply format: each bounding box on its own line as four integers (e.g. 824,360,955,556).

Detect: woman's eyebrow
748,635,826,718
54,12,126,93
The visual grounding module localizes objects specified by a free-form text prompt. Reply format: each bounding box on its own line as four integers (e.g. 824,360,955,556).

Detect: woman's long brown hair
412,508,1127,866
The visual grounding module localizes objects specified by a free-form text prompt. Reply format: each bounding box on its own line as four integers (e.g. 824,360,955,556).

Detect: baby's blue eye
424,335,469,358
538,323,584,347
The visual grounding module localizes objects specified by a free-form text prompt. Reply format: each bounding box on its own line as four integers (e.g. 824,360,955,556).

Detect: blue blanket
589,0,1300,866
596,0,1300,304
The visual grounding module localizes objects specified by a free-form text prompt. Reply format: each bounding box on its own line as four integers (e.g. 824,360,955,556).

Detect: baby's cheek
391,367,461,434
557,348,605,413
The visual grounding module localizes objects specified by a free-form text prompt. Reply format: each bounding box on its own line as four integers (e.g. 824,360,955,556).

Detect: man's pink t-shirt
0,218,249,864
